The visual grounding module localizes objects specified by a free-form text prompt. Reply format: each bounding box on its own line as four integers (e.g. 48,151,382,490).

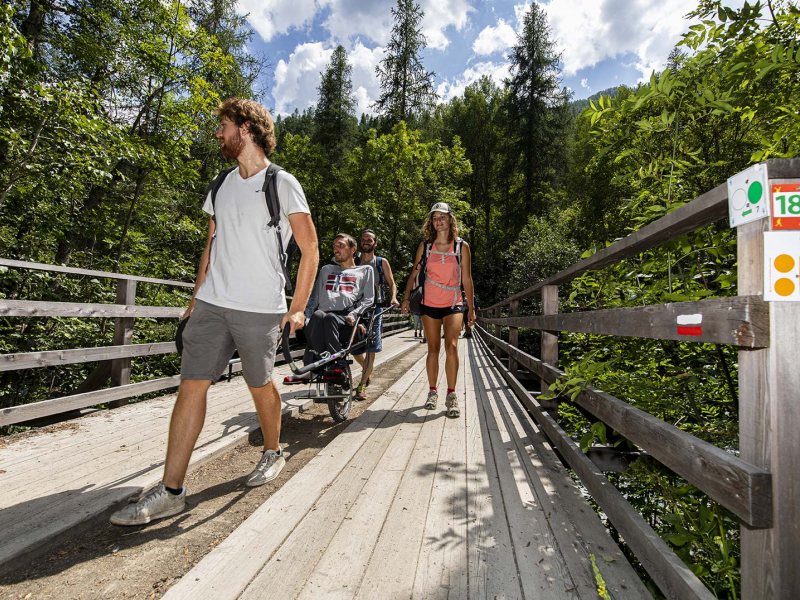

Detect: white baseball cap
429,202,452,214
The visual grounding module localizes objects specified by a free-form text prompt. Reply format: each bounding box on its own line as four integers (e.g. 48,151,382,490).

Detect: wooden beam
0,300,185,318
0,342,176,372
0,376,182,426
766,157,800,179
0,342,313,426
110,280,136,407
473,333,715,600
477,326,772,528
493,307,502,358
740,171,800,600
0,258,195,288
541,285,558,397
508,300,519,377
483,295,770,348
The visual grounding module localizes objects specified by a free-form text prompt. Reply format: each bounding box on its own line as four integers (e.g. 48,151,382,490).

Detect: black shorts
421,304,464,320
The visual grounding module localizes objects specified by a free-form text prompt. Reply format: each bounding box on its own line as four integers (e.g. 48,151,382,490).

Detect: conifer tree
314,45,357,157
506,2,570,214
373,0,437,125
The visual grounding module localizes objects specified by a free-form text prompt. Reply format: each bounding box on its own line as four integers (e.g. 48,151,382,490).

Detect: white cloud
271,42,333,115
514,1,530,29
419,0,475,50
324,0,394,46
580,77,590,91
535,0,698,81
271,40,385,117
472,19,517,55
437,61,511,102
247,0,473,51
240,0,322,42
348,40,386,115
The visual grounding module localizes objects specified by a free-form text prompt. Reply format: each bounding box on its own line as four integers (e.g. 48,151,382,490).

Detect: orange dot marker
775,278,795,297
774,254,795,273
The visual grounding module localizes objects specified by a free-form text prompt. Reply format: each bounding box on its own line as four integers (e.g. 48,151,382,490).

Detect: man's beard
221,131,244,160
361,244,375,253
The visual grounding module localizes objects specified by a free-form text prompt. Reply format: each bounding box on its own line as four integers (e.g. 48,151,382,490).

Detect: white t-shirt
196,166,311,313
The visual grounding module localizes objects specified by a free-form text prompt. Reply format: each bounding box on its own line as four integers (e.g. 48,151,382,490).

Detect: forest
1,0,799,596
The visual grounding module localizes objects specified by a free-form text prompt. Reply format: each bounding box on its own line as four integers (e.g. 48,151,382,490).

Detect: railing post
539,285,559,418
509,299,519,376
541,285,558,390
739,171,800,600
493,307,502,358
110,279,136,408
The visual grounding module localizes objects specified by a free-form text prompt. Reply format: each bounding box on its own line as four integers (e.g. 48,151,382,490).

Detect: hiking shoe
355,382,367,401
110,482,185,526
424,389,438,410
446,392,460,418
246,449,285,487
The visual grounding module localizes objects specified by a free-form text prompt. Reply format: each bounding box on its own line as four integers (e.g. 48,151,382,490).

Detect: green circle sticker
748,181,763,204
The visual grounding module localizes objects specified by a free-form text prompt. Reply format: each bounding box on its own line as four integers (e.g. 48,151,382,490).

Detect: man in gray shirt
302,234,374,376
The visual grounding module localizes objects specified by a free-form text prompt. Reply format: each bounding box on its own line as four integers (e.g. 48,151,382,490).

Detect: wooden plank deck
164,339,649,600
0,329,416,568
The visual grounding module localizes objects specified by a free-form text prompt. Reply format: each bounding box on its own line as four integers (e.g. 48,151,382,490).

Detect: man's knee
428,340,441,354
248,379,279,396
308,310,325,328
177,378,212,400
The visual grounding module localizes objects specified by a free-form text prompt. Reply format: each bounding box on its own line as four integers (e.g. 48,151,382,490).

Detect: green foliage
0,0,264,420
274,122,471,271
590,554,612,600
501,203,582,299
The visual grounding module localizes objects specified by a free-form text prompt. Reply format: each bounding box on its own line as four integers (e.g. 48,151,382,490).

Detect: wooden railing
477,157,800,600
0,260,410,427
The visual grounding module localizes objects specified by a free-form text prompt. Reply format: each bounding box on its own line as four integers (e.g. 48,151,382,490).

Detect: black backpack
205,162,298,293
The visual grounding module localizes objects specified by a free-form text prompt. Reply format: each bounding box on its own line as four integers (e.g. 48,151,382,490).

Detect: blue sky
239,0,706,116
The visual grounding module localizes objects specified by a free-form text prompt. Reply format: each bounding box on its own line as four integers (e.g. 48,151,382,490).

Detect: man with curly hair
110,98,320,526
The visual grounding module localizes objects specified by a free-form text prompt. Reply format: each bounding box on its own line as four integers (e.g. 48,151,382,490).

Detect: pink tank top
424,239,463,308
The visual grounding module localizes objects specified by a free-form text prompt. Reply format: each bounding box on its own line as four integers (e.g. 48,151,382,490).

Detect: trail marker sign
728,163,769,227
771,183,800,230
764,231,800,301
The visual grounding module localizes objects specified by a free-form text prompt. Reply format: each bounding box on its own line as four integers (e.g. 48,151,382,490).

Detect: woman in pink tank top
401,202,476,418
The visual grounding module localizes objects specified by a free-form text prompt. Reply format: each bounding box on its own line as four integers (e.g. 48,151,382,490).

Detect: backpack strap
455,237,463,292
375,255,385,288
206,166,237,227
261,163,294,293
262,163,284,227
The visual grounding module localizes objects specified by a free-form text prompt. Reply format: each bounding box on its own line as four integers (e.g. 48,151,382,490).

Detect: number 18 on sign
772,183,800,229
764,231,800,301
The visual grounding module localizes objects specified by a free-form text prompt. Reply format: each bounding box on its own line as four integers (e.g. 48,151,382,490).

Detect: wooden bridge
1,158,799,599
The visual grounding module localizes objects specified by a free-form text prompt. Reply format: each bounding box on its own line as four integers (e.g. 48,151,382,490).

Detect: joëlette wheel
327,362,353,422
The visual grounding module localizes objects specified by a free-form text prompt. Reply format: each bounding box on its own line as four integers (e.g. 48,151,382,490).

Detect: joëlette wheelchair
281,306,393,422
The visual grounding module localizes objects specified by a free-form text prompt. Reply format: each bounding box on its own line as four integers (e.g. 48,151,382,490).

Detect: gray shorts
180,300,282,387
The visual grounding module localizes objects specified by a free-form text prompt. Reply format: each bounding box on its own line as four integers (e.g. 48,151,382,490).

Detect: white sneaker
424,389,438,410
110,482,185,526
446,392,460,418
246,449,286,487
